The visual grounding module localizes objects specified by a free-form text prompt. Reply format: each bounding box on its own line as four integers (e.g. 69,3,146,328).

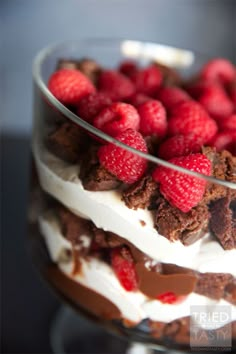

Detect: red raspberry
218,114,236,131
152,153,212,212
185,79,212,100
130,65,163,96
158,134,202,160
137,100,167,137
93,102,140,137
119,60,137,77
76,92,112,123
127,93,151,107
200,58,236,85
98,70,135,101
168,101,218,144
198,84,234,121
48,69,96,106
226,80,236,107
157,292,187,304
157,86,191,112
111,246,138,291
98,129,148,184
209,130,236,153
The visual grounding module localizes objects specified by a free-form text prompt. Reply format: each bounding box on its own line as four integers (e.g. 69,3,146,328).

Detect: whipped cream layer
39,214,236,329
33,135,236,276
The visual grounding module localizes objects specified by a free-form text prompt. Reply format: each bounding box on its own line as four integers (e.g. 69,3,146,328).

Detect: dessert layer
38,212,236,328
33,136,236,276
46,266,236,346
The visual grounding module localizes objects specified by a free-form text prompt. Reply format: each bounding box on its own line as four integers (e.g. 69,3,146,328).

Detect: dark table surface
1,134,129,354
1,134,60,353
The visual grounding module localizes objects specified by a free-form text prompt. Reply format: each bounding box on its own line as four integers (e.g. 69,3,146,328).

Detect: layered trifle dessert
31,43,236,349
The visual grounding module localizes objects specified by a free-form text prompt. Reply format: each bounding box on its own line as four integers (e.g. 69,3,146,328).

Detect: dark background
1,1,236,353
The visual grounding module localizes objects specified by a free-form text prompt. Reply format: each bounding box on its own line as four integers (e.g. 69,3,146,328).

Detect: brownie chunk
122,176,158,209
57,59,80,70
165,317,191,345
149,321,166,340
224,278,236,305
57,57,102,85
46,122,88,163
149,318,192,346
154,62,182,86
57,206,92,250
209,195,236,250
79,145,121,191
155,197,209,245
203,147,236,203
195,273,233,300
81,165,120,191
92,227,123,248
76,58,102,85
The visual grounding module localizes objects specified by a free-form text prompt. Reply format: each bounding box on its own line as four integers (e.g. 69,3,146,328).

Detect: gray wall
2,0,236,134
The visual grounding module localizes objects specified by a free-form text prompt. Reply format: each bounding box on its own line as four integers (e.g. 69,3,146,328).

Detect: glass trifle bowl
29,39,236,353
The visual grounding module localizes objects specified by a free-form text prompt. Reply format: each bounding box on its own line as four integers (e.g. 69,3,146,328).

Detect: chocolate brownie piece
203,147,236,203
149,318,192,346
57,59,80,70
79,145,121,191
46,122,88,163
57,57,102,85
122,176,158,209
164,317,191,345
154,62,182,86
92,227,123,248
225,150,236,177
149,321,166,340
155,197,209,245
76,58,102,85
57,206,92,250
224,278,236,305
209,195,236,250
195,273,233,300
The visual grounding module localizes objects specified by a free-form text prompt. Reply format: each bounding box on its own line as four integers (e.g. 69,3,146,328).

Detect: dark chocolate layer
46,266,121,320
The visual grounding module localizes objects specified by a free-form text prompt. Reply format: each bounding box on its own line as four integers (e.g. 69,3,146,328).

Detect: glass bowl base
50,306,169,354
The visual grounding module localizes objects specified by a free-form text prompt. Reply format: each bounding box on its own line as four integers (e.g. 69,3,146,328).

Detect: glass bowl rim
32,38,236,189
